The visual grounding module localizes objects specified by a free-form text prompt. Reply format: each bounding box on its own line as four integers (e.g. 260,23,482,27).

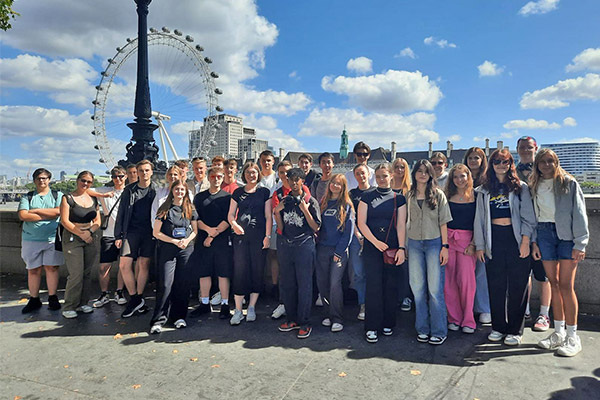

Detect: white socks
566,324,577,339
539,305,550,317
555,320,566,336
221,299,229,305
201,297,209,305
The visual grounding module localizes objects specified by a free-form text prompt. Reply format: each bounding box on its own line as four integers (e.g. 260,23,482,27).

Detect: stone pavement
1,272,599,400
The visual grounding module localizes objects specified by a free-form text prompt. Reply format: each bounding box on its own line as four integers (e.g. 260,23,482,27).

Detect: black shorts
191,239,233,278
530,255,547,282
121,232,155,259
100,236,120,263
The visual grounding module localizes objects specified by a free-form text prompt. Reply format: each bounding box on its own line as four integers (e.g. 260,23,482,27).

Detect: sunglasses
430,161,445,166
112,174,126,179
355,152,369,157
492,159,510,166
80,179,93,184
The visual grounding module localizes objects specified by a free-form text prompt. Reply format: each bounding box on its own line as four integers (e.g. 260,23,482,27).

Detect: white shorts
21,240,64,269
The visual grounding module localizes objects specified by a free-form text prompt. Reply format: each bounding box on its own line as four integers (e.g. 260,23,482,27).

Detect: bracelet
266,235,272,239
398,246,405,250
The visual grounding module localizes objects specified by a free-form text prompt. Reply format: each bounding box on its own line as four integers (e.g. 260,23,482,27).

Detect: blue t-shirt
18,190,63,242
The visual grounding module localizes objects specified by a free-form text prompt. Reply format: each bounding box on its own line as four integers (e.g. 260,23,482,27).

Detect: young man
114,160,158,318
211,156,225,169
274,168,321,339
18,168,64,313
90,166,127,307
345,142,376,188
310,152,334,203
190,167,233,319
257,150,278,195
298,153,321,188
221,158,239,194
430,152,449,189
174,159,190,180
126,164,138,186
516,135,552,331
190,157,210,195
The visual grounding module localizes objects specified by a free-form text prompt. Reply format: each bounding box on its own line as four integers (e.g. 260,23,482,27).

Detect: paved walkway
1,272,599,399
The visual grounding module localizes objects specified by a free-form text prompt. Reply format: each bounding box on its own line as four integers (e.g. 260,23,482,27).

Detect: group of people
18,137,589,356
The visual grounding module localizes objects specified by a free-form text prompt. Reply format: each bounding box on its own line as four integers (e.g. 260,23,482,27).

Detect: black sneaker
190,302,211,317
48,295,61,310
22,297,42,314
219,304,230,319
136,304,150,314
121,295,145,318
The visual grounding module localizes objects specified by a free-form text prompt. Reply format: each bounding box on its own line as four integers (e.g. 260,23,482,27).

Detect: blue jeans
473,259,490,314
348,236,366,305
408,237,448,337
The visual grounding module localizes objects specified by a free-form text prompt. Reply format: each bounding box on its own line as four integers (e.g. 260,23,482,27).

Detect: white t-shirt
345,165,376,189
95,187,124,238
258,172,278,195
535,178,556,223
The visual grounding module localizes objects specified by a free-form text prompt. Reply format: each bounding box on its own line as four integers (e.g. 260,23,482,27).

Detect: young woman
150,180,197,333
406,160,453,345
530,149,589,357
316,174,354,333
151,165,184,222
391,157,413,312
463,147,491,326
60,171,102,319
444,164,477,334
357,163,407,343
474,149,536,346
228,162,273,325
348,164,373,320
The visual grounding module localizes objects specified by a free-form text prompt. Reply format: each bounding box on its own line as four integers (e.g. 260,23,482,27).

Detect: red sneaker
278,321,300,332
297,326,312,339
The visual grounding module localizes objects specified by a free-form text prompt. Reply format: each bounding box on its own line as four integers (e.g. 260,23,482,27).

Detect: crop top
67,195,98,223
489,184,511,219
448,201,476,231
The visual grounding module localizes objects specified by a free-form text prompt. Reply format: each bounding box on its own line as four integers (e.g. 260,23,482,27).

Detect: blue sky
1,0,599,177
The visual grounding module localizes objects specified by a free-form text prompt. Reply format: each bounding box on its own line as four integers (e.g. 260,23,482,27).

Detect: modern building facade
239,137,269,162
188,114,244,160
541,142,600,176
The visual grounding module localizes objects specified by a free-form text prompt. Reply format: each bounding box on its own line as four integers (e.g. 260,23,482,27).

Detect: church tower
339,126,349,160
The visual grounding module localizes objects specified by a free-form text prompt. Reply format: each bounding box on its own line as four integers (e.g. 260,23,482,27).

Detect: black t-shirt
361,188,406,248
278,195,321,240
158,205,198,239
194,189,231,243
231,186,271,236
489,184,511,219
349,187,374,212
128,185,155,234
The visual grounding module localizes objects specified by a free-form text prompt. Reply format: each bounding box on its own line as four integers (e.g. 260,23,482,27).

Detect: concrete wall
2,198,599,312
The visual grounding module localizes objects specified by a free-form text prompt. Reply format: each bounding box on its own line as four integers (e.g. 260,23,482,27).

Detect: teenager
310,152,335,203
190,167,232,319
316,174,354,333
150,166,184,223
126,164,138,186
345,142,376,188
257,150,278,195
358,163,407,343
190,157,210,195
298,153,321,188
221,158,239,194
274,168,321,339
444,164,477,334
348,164,373,320
430,152,449,190
211,155,225,169
474,149,536,346
60,171,101,318
463,147,491,325
228,162,272,325
114,160,157,318
150,180,197,333
18,168,63,313
406,160,452,345
531,149,589,357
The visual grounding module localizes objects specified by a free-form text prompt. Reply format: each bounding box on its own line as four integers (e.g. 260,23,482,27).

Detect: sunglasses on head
492,159,510,166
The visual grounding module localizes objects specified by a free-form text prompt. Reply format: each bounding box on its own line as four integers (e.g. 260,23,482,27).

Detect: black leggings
232,235,266,295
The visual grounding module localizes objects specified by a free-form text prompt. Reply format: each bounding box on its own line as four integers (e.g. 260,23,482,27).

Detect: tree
0,0,19,31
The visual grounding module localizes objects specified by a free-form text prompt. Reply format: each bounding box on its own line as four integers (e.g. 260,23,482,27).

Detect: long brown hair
529,148,573,196
446,164,474,201
408,160,438,210
483,149,521,195
391,157,411,195
320,174,353,231
463,147,487,186
156,180,194,220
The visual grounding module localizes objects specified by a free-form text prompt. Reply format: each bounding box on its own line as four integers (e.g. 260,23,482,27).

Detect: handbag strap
384,193,397,244
105,192,122,219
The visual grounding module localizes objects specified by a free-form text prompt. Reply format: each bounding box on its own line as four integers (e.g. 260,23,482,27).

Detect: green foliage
50,180,102,193
0,0,19,31
580,182,600,189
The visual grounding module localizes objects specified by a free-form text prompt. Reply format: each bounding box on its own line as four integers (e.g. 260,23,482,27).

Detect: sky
1,0,599,177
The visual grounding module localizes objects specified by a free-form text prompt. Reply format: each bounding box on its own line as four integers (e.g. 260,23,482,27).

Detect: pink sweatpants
445,228,476,329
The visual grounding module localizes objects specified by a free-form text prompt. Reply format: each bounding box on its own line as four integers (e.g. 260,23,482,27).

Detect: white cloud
520,73,600,109
346,57,373,74
562,117,577,127
0,106,92,137
288,70,300,80
242,114,304,151
566,48,600,72
501,131,518,139
503,118,561,130
221,85,311,116
562,137,600,144
298,108,439,150
447,135,461,142
424,36,457,49
478,60,505,77
518,0,559,16
473,136,488,142
395,47,416,59
321,70,442,114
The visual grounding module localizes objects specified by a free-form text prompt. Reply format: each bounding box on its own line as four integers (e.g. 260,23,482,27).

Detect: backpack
25,190,63,251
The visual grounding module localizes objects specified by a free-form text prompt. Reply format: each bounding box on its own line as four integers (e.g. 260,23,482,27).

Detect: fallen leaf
120,322,127,326
129,333,138,338
103,376,107,380
17,298,28,304
172,349,179,354
410,370,421,376
38,326,43,331
190,358,198,362
338,372,347,377
211,364,220,368
211,355,216,358
249,362,255,366
152,349,156,353
132,384,141,390
63,365,69,369
14,396,22,400
113,333,123,340
103,324,108,327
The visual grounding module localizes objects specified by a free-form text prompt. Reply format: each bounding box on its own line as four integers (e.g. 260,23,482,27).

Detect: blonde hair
391,157,411,195
529,148,573,196
321,174,353,231
446,164,474,201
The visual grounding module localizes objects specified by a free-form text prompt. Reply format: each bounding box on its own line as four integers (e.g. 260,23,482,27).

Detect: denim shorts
536,222,574,261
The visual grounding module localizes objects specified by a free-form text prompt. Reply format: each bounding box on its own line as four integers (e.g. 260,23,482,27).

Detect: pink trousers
444,228,476,329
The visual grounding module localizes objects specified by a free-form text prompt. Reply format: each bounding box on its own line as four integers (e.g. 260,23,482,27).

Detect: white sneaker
504,334,522,346
76,305,93,314
150,324,162,334
331,323,344,332
488,330,505,342
321,318,332,327
556,335,582,357
537,332,566,350
210,292,222,306
62,310,77,319
271,304,286,319
174,319,187,329
315,294,324,307
92,292,110,308
357,304,365,321
448,323,460,331
479,313,492,325
114,290,127,305
462,326,475,334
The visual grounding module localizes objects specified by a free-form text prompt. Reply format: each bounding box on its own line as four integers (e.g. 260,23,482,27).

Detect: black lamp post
119,0,163,171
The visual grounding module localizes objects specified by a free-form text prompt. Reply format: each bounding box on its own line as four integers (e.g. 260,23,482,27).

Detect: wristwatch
441,244,449,249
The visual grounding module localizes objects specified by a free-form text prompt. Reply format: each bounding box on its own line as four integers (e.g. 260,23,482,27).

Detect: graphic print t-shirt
279,196,321,240
231,186,270,236
489,183,511,219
